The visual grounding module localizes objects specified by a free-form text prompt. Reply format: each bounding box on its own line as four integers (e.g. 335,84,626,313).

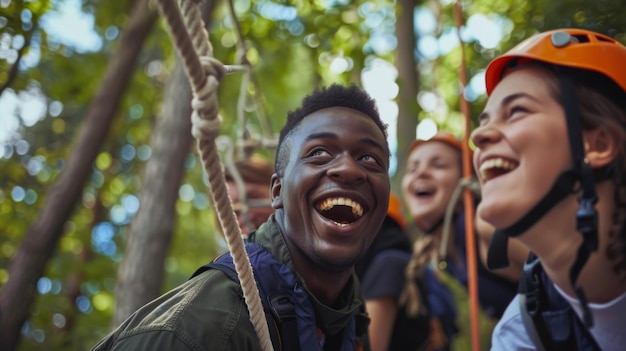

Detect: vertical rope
153,1,273,350
453,1,481,350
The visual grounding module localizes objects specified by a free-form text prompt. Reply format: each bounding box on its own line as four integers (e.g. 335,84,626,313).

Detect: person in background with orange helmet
355,193,457,351
472,28,626,350
401,131,525,323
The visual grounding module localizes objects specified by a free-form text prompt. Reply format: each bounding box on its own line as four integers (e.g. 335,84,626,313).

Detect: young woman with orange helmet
401,131,524,321
472,28,626,350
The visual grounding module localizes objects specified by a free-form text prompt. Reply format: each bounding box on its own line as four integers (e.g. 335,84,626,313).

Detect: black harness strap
485,169,578,270
267,293,300,351
518,258,552,350
518,256,603,351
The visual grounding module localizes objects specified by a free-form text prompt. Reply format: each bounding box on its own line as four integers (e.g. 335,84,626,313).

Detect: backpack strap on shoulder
518,256,552,350
518,254,605,351
189,251,231,280
267,293,300,351
190,250,302,351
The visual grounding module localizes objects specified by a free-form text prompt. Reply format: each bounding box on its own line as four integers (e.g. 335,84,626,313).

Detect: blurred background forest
0,0,625,350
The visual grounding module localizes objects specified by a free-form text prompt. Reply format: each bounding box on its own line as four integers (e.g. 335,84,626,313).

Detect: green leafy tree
2,0,626,350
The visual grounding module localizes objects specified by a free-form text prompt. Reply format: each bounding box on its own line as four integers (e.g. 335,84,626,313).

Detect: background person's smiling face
271,106,390,272
402,141,462,230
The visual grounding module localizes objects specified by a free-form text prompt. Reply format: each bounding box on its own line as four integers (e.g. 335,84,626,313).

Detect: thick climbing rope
454,0,481,349
153,1,273,350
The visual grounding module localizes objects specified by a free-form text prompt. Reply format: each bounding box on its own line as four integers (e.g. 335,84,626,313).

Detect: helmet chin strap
486,71,611,328
486,168,579,266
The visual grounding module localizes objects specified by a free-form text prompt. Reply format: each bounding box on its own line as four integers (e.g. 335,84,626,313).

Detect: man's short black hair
274,84,389,177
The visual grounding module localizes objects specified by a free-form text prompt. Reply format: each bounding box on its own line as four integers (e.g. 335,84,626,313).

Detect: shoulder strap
519,293,547,351
518,257,602,351
190,249,302,351
518,257,552,350
266,293,300,351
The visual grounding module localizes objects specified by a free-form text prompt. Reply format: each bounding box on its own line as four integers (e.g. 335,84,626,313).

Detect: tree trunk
392,0,421,193
0,1,157,350
112,60,193,326
112,0,216,327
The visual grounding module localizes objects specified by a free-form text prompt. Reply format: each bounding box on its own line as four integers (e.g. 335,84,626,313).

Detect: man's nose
327,154,366,183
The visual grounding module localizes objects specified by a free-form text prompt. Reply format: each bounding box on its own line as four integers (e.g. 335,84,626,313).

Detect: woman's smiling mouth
316,197,364,227
479,158,519,182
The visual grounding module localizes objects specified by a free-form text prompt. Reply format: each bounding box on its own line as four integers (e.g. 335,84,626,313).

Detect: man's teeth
479,158,518,180
317,197,364,217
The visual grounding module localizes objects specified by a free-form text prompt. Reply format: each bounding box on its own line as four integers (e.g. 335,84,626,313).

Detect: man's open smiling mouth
479,158,519,182
316,197,364,227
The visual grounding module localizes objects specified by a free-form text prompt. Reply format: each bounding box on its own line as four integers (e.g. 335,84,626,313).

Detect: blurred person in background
355,193,428,351
223,154,275,235
402,132,524,318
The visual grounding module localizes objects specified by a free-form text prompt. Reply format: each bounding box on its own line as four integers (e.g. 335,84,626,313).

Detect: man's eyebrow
359,137,387,154
304,132,387,154
304,132,337,142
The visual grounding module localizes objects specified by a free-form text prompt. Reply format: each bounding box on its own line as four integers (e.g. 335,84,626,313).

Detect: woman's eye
509,105,528,117
477,112,489,126
405,163,418,174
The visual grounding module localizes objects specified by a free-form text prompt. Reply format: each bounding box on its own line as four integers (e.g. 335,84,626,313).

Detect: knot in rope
199,55,226,81
191,56,226,140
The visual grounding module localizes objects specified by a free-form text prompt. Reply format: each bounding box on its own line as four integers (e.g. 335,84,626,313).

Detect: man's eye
361,154,378,163
360,154,384,168
309,148,330,157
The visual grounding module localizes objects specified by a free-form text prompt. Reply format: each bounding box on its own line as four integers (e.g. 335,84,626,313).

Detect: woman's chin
477,201,514,230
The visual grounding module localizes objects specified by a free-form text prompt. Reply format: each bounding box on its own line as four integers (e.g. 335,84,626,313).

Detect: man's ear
583,126,620,168
270,173,283,209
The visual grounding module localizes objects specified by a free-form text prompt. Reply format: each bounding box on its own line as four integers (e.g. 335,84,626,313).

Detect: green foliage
438,270,497,351
2,0,626,349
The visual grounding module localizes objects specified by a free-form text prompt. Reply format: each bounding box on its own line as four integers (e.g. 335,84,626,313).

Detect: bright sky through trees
0,0,504,161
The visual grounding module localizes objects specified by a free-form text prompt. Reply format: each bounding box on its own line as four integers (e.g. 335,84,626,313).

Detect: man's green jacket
90,215,370,351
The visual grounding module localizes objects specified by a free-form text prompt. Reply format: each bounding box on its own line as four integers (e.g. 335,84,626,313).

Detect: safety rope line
438,178,480,262
453,0,481,349
153,1,273,350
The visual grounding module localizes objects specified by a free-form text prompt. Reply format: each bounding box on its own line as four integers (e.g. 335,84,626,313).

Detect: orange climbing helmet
387,192,408,231
407,131,464,156
485,28,626,96
407,131,473,169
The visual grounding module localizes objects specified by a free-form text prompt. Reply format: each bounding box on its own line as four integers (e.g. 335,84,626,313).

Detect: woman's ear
270,173,283,209
583,127,620,168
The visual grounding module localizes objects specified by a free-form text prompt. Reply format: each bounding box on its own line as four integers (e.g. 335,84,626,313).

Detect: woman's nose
471,123,501,149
